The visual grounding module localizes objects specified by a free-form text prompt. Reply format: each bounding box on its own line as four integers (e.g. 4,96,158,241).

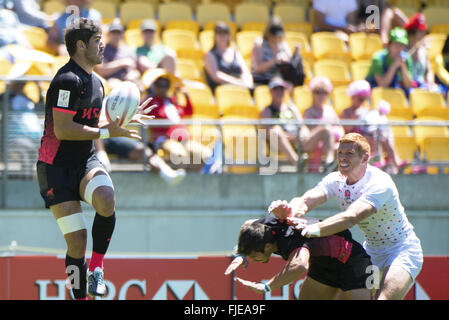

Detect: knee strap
84,174,114,205
57,213,87,235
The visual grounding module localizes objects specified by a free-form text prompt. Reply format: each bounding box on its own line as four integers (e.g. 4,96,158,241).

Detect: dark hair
237,220,275,256
64,17,102,56
263,16,285,41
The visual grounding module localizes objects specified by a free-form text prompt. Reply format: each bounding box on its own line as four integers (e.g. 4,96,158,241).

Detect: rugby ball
105,81,140,126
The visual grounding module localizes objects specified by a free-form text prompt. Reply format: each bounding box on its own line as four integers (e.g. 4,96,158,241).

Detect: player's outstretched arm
268,188,327,219
301,200,377,238
236,248,309,294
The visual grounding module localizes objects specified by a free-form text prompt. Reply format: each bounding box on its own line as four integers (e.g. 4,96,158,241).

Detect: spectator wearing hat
251,17,294,87
405,13,437,91
136,19,177,75
341,80,371,135
260,77,338,170
204,21,253,92
94,19,141,89
366,27,414,94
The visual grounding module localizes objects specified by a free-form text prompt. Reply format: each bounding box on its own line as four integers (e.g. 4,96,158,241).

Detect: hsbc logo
35,279,209,300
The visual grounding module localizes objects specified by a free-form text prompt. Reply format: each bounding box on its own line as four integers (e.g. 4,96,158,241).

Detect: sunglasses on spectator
313,90,329,95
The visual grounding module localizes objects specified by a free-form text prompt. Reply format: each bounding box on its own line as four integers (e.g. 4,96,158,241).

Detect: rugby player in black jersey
226,215,373,299
37,18,154,300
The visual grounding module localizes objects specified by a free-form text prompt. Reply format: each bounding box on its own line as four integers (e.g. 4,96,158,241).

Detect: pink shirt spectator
304,104,344,141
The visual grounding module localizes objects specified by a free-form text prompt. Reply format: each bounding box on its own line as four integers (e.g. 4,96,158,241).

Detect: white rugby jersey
315,165,414,250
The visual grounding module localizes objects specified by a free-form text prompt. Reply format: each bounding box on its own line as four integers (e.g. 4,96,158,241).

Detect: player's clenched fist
267,200,292,219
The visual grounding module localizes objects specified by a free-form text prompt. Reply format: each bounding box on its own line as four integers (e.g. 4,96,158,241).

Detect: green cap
389,27,409,46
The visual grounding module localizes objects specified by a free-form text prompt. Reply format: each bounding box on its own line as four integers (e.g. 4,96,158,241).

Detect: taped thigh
57,212,87,235
83,174,114,205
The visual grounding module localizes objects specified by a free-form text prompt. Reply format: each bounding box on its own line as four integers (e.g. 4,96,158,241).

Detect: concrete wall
1,173,448,255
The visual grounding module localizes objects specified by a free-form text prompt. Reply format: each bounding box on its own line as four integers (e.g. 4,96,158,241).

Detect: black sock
91,212,116,255
65,254,87,300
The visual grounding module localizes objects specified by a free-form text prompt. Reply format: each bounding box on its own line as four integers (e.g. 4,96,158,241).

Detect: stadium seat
285,32,313,65
119,2,155,26
43,0,64,15
284,22,313,37
0,59,12,76
423,7,449,27
311,32,351,64
393,136,419,163
371,87,409,110
222,124,259,174
124,28,144,49
413,116,449,147
430,24,449,34
425,33,447,61
158,2,193,27
124,0,159,11
196,3,231,27
351,60,372,81
388,106,415,120
421,137,449,162
394,0,421,10
313,59,351,87
165,21,200,36
349,32,383,61
199,30,215,53
273,3,306,24
162,29,199,52
293,85,313,115
176,58,202,82
410,89,448,118
236,31,262,59
23,26,55,55
90,1,117,22
331,86,351,116
426,0,449,7
234,3,269,28
215,84,258,118
387,116,413,138
241,22,266,33
185,86,219,119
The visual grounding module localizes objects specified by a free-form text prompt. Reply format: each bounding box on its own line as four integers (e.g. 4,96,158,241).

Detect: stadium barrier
0,255,447,300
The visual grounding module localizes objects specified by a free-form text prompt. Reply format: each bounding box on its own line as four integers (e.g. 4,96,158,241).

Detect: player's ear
264,242,274,254
76,39,87,51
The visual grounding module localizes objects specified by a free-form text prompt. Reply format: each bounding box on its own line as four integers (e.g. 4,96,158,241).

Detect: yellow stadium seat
236,31,262,59
43,0,64,15
284,22,313,37
388,106,415,120
293,85,313,115
273,4,306,23
119,2,155,26
410,89,447,118
234,3,269,28
349,32,383,61
0,59,12,76
176,58,202,82
311,32,351,64
426,0,449,7
241,22,266,32
52,55,70,73
285,31,313,65
215,84,258,118
393,136,419,162
253,85,291,111
177,49,205,70
165,21,199,36
425,33,447,61
313,59,351,87
423,7,449,27
302,60,313,85
199,30,215,53
394,0,421,9
124,0,159,11
158,2,192,27
351,60,372,81
124,28,144,49
371,87,409,110
387,116,413,138
203,21,237,38
413,116,449,146
185,86,220,118
421,137,449,162
331,86,351,116
222,124,259,174
90,1,117,21
430,24,449,34
162,29,199,52
23,26,55,55
196,3,231,27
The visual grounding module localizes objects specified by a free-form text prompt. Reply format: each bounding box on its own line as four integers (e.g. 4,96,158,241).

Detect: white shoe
159,168,186,186
87,267,106,297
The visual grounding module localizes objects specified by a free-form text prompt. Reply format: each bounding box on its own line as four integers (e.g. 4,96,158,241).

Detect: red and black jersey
38,59,104,165
257,215,360,264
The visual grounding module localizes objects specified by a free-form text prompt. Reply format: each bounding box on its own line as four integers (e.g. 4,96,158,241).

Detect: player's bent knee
83,173,114,207
92,187,115,216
